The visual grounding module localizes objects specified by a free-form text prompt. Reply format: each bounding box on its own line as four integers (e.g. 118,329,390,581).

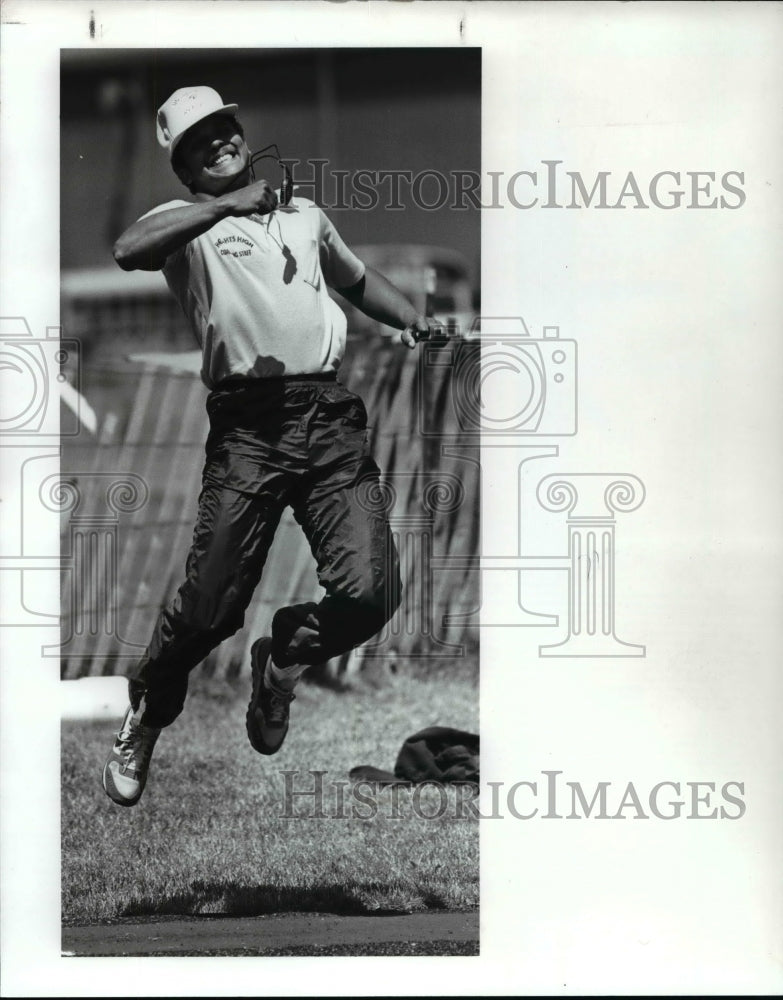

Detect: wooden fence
59,334,479,681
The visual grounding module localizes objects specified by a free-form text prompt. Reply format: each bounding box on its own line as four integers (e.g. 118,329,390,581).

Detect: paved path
63,911,479,957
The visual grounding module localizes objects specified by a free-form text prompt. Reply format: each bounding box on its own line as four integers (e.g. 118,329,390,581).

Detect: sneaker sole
246,637,288,756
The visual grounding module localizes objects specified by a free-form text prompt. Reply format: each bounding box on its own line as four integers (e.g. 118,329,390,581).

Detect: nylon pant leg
271,406,402,667
129,483,285,727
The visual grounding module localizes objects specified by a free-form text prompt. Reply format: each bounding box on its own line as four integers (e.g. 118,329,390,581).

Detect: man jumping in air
103,86,438,807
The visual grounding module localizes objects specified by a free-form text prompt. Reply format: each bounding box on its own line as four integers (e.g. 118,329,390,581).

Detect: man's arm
336,266,439,349
112,179,279,271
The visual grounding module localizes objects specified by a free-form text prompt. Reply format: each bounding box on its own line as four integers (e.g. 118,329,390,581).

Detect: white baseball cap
156,86,239,159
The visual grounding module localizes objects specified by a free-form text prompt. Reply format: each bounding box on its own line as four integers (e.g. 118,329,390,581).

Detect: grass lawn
62,669,478,926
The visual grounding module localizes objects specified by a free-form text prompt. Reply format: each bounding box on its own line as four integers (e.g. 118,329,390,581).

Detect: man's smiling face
174,113,251,196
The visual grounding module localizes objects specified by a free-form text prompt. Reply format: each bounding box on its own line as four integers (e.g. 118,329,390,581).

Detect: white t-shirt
143,196,365,388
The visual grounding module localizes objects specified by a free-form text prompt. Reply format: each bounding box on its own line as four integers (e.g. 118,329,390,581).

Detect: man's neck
194,169,251,202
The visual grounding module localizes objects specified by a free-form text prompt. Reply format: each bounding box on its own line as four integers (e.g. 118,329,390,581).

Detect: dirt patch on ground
63,911,479,957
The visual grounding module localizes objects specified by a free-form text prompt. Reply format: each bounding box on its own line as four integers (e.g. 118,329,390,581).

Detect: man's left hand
400,316,444,349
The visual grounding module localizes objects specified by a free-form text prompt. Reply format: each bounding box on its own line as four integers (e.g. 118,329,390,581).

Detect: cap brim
168,103,240,159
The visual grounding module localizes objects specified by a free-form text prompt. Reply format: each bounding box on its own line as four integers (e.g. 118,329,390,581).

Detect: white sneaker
102,705,161,807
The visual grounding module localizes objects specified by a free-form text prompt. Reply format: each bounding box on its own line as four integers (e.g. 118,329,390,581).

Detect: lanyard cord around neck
260,211,297,282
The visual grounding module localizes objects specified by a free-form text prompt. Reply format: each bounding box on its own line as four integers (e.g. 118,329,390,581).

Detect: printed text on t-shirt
215,235,255,258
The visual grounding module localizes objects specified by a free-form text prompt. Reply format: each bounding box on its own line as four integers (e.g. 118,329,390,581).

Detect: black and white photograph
1,1,782,995
57,44,481,956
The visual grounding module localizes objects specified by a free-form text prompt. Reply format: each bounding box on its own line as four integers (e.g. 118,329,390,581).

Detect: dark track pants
129,376,401,728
